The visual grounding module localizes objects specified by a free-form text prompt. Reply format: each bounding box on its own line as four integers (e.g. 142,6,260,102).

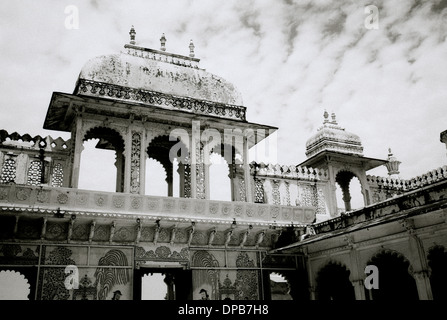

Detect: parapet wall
366,165,447,204
250,162,330,219
0,130,71,187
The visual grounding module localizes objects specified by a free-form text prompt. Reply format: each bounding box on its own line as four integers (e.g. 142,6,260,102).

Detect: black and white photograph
0,0,446,313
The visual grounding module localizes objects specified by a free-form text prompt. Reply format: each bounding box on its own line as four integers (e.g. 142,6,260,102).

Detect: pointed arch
315,260,355,300
335,170,364,212
0,270,31,300
79,126,126,192
209,143,242,201
146,134,189,197
366,249,418,300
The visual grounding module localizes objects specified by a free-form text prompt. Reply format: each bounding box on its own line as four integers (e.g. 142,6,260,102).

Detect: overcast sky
1,0,447,181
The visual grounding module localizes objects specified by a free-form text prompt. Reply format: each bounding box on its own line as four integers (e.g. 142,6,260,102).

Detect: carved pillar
178,162,185,198
342,185,352,211
204,148,210,200
190,124,198,199
243,137,253,202
70,117,84,188
402,219,433,300
139,129,147,195
304,249,316,300
166,167,173,197
346,238,366,300
164,273,175,300
352,280,365,300
115,149,125,192
413,271,432,300
129,131,142,194
123,127,132,193
336,171,353,212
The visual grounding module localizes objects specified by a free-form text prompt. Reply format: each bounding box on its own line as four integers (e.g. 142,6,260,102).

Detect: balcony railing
0,184,315,226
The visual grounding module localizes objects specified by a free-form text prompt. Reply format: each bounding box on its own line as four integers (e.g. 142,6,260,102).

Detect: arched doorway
315,261,355,300
209,143,242,201
367,250,418,300
78,127,125,192
0,270,31,300
146,135,189,197
427,245,447,300
134,267,192,300
335,170,364,213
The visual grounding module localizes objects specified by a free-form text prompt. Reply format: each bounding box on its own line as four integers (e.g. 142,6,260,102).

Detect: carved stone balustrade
0,184,315,227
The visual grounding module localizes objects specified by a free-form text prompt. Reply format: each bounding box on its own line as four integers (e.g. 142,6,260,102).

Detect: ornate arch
0,269,31,300
366,248,414,275
335,169,365,211
366,248,418,300
83,126,125,152
315,260,355,300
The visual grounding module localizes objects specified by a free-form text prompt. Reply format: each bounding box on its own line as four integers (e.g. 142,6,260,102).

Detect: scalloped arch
83,126,125,151
366,248,414,276
0,270,31,300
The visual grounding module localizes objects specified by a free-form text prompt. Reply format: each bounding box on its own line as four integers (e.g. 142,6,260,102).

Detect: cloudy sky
1,0,447,181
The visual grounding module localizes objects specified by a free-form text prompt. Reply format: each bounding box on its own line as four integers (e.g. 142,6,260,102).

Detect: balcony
0,184,316,227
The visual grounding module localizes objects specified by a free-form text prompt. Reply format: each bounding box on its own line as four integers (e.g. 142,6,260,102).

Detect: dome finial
160,33,167,51
189,39,195,57
331,112,338,125
129,25,136,45
323,110,329,124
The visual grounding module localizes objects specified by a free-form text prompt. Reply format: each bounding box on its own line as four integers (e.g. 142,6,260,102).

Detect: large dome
305,112,363,158
74,47,243,106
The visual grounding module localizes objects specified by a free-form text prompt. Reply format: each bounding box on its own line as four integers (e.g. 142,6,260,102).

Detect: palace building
0,28,446,300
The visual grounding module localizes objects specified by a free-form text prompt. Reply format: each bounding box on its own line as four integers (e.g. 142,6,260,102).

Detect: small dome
75,49,244,106
305,112,363,158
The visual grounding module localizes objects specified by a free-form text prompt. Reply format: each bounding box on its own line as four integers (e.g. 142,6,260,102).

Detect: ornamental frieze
77,79,246,121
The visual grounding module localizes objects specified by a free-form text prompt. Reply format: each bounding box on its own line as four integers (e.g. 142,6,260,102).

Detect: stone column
341,184,352,211
166,167,173,197
115,149,124,192
178,162,185,198
139,129,147,195
347,243,366,300
304,250,317,300
404,219,433,300
243,136,253,202
204,149,210,200
413,271,432,300
190,124,198,199
70,117,84,188
327,166,339,217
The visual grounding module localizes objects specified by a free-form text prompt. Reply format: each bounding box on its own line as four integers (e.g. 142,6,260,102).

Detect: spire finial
160,33,167,51
129,25,136,45
323,110,329,124
331,112,338,125
189,39,195,57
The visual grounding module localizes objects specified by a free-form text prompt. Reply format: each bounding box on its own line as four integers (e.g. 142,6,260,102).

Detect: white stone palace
0,28,446,300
